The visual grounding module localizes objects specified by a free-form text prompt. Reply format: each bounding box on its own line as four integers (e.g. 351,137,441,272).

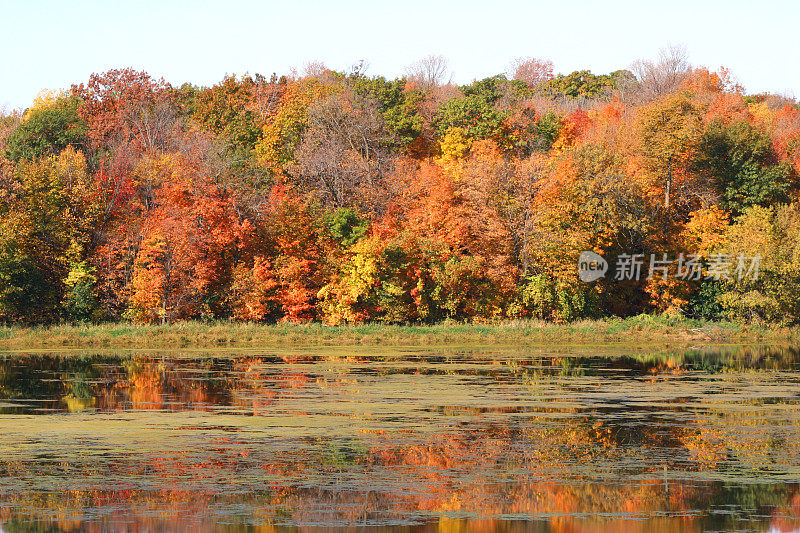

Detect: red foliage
72,68,174,151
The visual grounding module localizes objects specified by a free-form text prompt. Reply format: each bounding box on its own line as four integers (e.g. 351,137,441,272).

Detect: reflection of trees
503,345,800,378
1,412,798,529
0,479,796,531
2,346,799,411
0,354,113,409
1,348,800,529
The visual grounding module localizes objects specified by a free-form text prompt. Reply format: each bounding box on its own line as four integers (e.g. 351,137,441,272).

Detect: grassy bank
0,315,797,350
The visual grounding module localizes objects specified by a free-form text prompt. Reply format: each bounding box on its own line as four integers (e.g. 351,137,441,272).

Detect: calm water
1,345,800,532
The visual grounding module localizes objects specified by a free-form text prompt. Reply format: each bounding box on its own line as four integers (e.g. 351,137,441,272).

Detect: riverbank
0,315,796,349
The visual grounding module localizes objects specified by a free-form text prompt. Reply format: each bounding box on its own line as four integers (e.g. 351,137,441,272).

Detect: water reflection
0,345,799,531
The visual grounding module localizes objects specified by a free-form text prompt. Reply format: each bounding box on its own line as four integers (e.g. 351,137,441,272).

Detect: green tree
346,73,424,146
324,207,369,248
538,70,632,99
534,111,562,151
685,280,724,320
5,95,87,162
192,74,270,153
63,242,99,322
718,205,800,323
435,94,508,141
0,149,100,322
520,274,600,321
433,76,513,143
700,120,795,215
0,237,51,323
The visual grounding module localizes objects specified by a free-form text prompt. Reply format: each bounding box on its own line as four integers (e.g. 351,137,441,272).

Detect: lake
1,345,799,531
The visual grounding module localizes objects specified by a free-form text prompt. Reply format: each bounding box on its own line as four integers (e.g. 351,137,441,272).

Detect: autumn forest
2,49,800,326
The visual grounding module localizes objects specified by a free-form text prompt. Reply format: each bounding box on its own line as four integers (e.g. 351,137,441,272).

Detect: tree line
1,48,799,325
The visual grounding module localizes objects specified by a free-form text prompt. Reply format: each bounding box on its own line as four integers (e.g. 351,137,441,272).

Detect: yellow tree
637,93,707,217
253,78,339,175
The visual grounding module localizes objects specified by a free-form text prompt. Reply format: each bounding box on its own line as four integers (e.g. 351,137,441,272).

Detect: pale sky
1,0,797,111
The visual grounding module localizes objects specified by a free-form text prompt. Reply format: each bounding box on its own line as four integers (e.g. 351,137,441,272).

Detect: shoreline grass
0,315,797,350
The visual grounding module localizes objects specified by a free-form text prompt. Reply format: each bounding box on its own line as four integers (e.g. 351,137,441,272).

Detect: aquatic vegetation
0,346,799,529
